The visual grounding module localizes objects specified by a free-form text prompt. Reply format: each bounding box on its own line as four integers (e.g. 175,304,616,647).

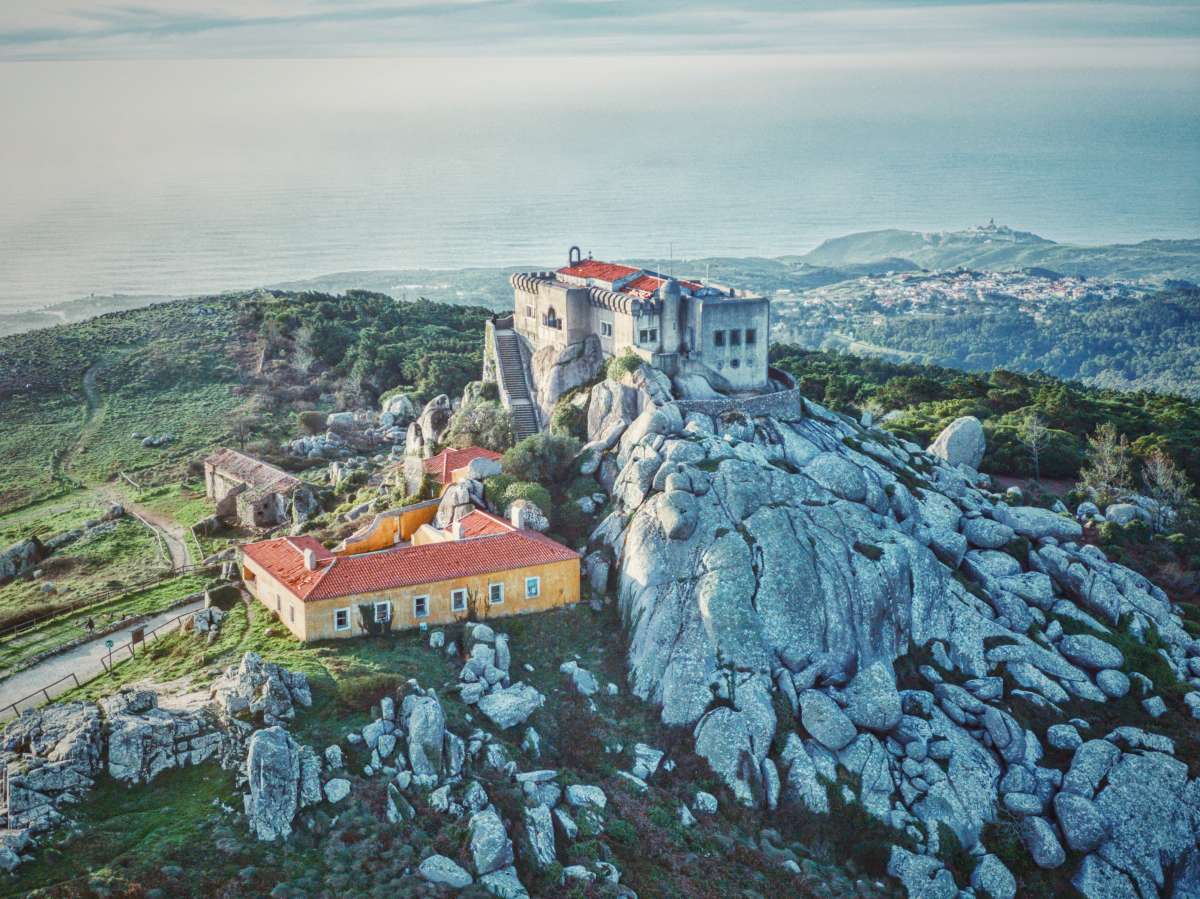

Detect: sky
1,1,1199,66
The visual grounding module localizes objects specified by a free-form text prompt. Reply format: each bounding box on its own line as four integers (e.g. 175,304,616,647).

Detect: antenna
669,242,674,278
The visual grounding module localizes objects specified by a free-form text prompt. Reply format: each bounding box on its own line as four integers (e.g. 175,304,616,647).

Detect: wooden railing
0,606,200,720
0,564,215,641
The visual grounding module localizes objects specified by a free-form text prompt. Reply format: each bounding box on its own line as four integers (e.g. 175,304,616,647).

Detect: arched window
543,307,562,329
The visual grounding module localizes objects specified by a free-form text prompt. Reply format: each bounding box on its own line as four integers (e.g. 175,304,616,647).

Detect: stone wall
672,387,807,420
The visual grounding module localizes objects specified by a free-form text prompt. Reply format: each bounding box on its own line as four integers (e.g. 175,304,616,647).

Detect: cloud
0,0,1197,62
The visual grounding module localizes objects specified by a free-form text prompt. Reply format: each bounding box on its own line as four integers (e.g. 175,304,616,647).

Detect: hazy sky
2,1,1198,65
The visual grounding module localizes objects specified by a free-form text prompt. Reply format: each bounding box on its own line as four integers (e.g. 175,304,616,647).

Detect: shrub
444,398,514,452
297,410,327,434
549,397,588,441
607,350,642,381
335,673,404,711
503,481,552,514
501,433,581,484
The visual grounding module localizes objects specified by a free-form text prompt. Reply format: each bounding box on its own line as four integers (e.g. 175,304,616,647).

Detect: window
289,606,295,624
600,321,613,338
375,601,393,623
745,328,757,345
412,596,428,618
639,329,648,343
489,582,505,605
730,329,742,346
714,330,726,347
649,328,658,343
334,608,350,632
525,576,541,599
451,588,468,613
525,305,533,318
731,359,741,369
276,596,281,612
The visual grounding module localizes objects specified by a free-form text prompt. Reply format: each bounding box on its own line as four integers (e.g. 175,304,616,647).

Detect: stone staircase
493,329,540,441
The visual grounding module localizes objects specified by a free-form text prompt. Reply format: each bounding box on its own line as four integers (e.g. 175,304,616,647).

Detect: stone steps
493,330,540,441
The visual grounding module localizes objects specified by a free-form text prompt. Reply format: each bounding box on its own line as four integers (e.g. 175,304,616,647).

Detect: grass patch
0,573,210,678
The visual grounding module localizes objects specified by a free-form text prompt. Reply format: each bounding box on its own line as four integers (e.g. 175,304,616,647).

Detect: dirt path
0,597,206,720
57,363,106,482
98,485,194,570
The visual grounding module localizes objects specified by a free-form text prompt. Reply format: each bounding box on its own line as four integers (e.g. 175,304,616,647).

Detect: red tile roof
241,536,336,597
206,447,301,494
558,259,640,283
454,509,514,538
242,529,578,602
422,446,502,485
623,274,665,297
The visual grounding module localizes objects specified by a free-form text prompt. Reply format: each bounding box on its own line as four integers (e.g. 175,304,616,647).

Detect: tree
230,414,258,450
1141,448,1193,532
1018,410,1049,482
1078,423,1133,508
501,433,581,485
444,398,514,452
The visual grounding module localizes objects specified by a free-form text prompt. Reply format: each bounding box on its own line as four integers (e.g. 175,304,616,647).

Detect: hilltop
797,223,1200,282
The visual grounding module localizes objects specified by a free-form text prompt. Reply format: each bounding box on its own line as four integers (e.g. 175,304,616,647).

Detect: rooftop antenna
669,242,674,278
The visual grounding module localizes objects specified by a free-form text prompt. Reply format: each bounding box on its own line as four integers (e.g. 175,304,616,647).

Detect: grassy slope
0,574,210,678
0,520,167,633
0,300,249,512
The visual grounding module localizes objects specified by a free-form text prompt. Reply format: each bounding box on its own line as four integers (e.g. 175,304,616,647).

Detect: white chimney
303,548,317,571
451,520,464,541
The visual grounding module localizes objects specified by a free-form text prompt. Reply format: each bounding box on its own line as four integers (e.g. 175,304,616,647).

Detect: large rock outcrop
927,416,986,470
584,391,1198,898
529,335,604,423
243,726,322,842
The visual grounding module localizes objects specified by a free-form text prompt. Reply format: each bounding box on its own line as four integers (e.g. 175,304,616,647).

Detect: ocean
0,56,1197,313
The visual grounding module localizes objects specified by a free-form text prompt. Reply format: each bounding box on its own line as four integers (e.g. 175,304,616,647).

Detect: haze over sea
1,56,1198,314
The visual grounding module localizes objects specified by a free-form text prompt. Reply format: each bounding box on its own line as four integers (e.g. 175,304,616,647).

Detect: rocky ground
570,363,1200,898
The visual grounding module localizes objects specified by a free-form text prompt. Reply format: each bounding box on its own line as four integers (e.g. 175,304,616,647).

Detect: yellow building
240,510,580,642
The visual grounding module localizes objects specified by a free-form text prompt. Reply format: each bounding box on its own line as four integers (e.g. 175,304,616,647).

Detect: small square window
731,358,741,369
489,583,505,605
745,328,757,345
714,330,725,347
451,588,468,613
639,329,649,343
334,608,350,632
375,601,392,623
730,329,742,346
412,596,428,618
600,321,613,338
648,329,658,343
525,576,540,599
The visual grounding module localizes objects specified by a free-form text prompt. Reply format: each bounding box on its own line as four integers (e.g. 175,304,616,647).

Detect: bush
297,410,327,434
503,481,552,514
501,433,581,484
607,350,642,381
335,673,404,711
549,397,588,441
444,398,514,452
479,381,500,402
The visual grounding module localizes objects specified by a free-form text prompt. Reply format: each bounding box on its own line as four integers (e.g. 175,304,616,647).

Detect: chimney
451,520,464,541
509,504,524,529
303,548,317,571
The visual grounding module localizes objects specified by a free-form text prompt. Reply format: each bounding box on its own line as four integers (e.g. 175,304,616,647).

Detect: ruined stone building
204,448,319,529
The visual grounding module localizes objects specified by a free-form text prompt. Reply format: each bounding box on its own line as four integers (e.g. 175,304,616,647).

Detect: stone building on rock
490,247,774,433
